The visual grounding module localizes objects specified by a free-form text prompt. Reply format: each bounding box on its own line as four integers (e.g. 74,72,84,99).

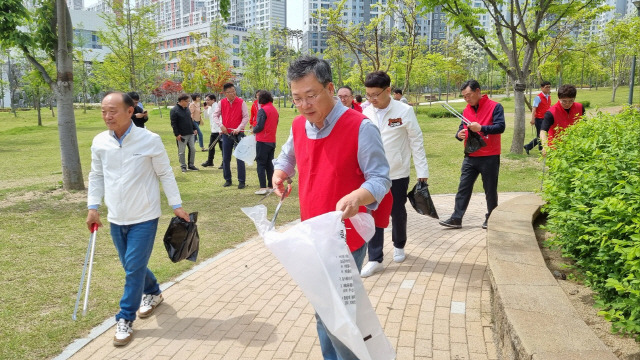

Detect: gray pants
177,134,196,169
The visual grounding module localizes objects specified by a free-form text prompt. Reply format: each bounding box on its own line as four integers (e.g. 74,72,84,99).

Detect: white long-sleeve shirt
206,102,222,133
87,124,183,225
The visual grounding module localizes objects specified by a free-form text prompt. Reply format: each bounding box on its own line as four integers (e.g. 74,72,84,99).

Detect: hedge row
542,107,640,337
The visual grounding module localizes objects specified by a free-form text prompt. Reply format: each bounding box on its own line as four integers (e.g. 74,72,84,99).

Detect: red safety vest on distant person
547,101,582,146
220,97,244,130
292,109,368,252
256,102,278,143
351,100,363,113
250,101,259,128
535,92,551,119
462,95,501,157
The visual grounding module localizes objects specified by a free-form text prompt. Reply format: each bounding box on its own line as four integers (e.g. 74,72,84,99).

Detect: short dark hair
104,91,135,110
126,91,140,101
287,56,333,86
364,71,391,88
540,81,551,87
355,94,362,103
257,90,273,105
557,84,577,99
393,89,403,95
177,93,190,102
223,83,235,91
338,86,353,95
460,80,481,92
191,93,200,101
206,94,217,101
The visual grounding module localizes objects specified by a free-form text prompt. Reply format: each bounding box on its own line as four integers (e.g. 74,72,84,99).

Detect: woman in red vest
252,90,279,195
540,84,584,156
524,81,551,154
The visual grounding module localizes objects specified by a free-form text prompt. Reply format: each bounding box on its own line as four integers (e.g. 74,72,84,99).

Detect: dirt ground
534,215,640,359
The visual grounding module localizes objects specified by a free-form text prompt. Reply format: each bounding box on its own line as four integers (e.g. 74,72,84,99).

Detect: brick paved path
68,193,520,360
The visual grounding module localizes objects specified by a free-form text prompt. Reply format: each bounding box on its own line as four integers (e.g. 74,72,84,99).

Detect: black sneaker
188,165,199,171
181,167,187,173
523,144,531,155
218,164,224,169
482,219,488,229
201,162,213,167
223,180,232,187
439,217,462,229
238,182,246,189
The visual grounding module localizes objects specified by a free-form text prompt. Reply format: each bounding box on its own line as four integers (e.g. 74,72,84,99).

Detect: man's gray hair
287,56,333,86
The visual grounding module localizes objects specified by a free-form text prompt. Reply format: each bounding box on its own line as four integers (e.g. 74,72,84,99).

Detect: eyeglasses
292,93,321,107
365,87,388,100
559,98,575,104
337,95,353,100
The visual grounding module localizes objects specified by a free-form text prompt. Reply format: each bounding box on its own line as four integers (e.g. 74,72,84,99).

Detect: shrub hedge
542,108,640,337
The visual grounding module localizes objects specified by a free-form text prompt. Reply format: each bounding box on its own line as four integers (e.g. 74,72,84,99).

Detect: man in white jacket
201,93,224,168
361,71,429,277
86,92,191,346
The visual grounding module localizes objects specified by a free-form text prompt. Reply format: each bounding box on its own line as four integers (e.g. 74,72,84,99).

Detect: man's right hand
220,125,228,135
272,170,292,198
530,117,536,125
86,209,103,231
176,135,182,142
457,129,467,140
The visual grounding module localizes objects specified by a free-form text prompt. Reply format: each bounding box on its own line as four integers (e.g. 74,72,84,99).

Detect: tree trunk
36,95,42,126
510,82,527,154
56,0,84,190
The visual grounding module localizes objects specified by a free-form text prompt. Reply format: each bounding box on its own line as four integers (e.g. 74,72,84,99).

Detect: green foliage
542,108,640,337
240,31,272,92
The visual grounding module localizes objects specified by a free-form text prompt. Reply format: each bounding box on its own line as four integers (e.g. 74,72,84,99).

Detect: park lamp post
629,0,640,105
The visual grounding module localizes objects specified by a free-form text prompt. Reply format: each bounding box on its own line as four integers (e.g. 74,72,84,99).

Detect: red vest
371,191,393,228
351,100,363,113
256,102,278,143
535,92,551,119
462,95,501,157
292,109,367,252
220,97,244,130
547,101,582,146
250,101,259,128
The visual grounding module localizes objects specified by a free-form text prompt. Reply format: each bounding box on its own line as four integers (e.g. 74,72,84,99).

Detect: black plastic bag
163,212,199,263
407,181,439,219
465,131,487,154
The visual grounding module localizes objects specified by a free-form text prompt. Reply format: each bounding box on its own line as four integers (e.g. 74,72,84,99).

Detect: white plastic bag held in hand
233,134,256,166
242,206,396,360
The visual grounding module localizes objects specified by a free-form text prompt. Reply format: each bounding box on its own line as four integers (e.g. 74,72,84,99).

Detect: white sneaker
393,247,406,263
137,293,163,318
360,261,384,277
254,188,268,195
113,318,133,346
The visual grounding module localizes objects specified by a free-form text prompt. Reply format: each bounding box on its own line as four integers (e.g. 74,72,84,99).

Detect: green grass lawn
0,87,632,359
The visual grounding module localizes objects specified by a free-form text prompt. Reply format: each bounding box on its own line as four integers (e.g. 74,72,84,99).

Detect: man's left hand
417,178,428,182
232,129,241,135
173,207,190,222
468,122,482,132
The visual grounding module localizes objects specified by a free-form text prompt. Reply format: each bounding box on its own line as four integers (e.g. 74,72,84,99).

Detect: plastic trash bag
465,130,487,154
233,134,256,166
242,205,395,360
407,181,439,219
163,212,199,263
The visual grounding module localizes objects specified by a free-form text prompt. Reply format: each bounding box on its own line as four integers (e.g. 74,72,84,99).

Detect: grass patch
0,87,630,359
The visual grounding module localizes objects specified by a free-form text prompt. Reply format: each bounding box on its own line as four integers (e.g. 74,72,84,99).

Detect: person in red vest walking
252,90,279,195
439,79,506,230
524,81,552,154
273,56,391,360
540,84,584,156
337,86,362,113
212,83,250,189
249,90,260,129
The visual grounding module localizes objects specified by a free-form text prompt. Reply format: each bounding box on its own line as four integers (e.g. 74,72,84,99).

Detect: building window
233,60,240,67
233,35,240,44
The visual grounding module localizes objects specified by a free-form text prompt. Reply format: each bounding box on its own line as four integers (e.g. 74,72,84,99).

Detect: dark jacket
131,105,148,128
170,103,196,136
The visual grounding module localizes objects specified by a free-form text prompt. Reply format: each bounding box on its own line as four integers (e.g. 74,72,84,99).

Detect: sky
81,0,304,30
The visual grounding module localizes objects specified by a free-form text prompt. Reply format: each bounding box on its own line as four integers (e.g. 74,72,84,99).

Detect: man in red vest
540,84,584,156
524,81,552,154
212,83,250,189
273,56,391,360
337,85,363,113
439,79,505,230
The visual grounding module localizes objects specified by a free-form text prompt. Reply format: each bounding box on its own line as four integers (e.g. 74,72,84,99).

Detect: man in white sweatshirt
361,71,429,277
86,92,191,346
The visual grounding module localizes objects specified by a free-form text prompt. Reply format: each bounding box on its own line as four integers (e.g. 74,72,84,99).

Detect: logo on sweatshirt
388,118,403,127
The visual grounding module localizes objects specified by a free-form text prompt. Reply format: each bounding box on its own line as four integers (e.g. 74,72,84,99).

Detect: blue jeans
316,244,366,360
193,121,204,148
110,218,161,322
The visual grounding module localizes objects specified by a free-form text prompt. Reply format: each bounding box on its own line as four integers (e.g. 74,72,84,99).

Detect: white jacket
206,103,222,133
87,125,183,225
363,99,429,180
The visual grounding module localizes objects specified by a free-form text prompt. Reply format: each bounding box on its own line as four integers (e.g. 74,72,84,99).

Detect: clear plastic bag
242,205,395,360
232,134,256,166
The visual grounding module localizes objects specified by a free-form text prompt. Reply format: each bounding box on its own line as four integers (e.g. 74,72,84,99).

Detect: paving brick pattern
69,193,520,360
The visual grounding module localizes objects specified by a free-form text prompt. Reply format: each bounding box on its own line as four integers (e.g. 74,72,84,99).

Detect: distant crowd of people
88,56,583,356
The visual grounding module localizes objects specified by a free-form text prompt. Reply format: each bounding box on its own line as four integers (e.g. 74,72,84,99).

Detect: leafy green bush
542,108,640,337
581,100,591,109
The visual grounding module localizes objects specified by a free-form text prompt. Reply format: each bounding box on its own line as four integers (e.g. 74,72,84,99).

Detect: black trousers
452,155,500,221
255,141,275,188
390,177,410,249
525,118,543,151
206,132,223,164
221,133,245,183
